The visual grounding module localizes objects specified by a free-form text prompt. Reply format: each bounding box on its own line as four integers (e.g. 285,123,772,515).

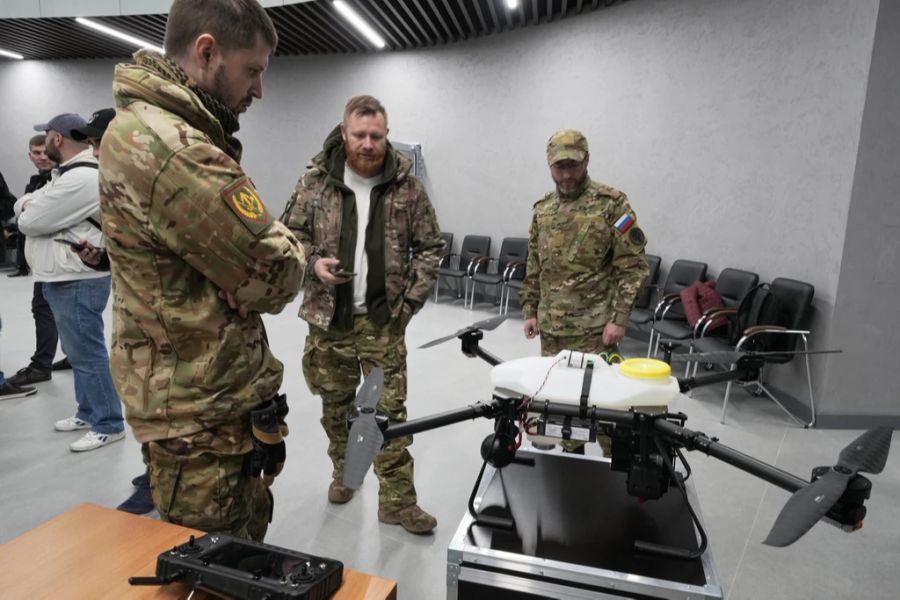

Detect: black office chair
626,254,661,331
468,237,528,310
651,267,759,359
629,259,707,354
690,278,816,426
434,234,490,303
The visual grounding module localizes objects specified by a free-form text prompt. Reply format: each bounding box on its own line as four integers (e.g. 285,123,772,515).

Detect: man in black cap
14,112,125,452
71,108,116,161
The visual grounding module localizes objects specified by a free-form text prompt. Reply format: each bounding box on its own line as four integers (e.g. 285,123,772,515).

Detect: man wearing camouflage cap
520,130,649,453
98,0,305,540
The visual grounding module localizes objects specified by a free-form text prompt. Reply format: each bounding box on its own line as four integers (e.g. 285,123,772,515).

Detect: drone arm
459,329,504,366
652,419,808,494
382,401,502,442
676,364,760,393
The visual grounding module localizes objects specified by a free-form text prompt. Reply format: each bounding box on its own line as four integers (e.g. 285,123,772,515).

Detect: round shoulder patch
628,227,646,246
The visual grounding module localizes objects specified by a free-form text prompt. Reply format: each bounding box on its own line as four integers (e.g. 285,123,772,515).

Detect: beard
45,139,62,164
212,65,251,115
345,145,386,178
554,173,587,198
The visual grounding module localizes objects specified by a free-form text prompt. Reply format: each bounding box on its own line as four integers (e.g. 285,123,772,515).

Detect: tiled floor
1,275,898,598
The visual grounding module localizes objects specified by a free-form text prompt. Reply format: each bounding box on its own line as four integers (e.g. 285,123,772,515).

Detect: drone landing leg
634,438,709,561
467,455,535,531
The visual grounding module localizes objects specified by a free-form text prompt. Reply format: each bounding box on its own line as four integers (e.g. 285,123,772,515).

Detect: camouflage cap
547,129,589,165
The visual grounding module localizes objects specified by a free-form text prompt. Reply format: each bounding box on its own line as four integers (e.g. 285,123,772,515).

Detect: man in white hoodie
14,113,125,452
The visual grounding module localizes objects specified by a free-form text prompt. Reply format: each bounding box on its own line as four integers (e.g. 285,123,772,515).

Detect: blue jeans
43,277,124,434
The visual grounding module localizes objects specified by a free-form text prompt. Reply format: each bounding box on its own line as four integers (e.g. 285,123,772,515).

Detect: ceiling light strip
333,1,386,49
75,17,165,54
0,48,25,59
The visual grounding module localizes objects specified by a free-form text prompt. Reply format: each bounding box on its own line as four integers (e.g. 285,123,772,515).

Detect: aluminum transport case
447,449,724,599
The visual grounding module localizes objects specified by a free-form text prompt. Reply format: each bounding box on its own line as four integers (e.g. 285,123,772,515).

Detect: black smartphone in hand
53,239,86,252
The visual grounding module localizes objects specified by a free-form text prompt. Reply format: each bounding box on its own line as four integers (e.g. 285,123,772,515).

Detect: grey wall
819,0,900,426
0,0,888,423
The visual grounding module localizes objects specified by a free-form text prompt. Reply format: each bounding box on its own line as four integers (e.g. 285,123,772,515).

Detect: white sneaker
69,430,125,452
55,415,90,431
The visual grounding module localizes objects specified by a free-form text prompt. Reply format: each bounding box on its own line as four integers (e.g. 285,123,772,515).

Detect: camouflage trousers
540,330,617,455
302,314,416,512
144,421,273,542
539,331,618,358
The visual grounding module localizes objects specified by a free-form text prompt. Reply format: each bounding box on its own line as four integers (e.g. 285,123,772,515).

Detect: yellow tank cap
618,358,672,379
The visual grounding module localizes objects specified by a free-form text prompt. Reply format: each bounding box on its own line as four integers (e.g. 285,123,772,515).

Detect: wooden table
0,503,397,600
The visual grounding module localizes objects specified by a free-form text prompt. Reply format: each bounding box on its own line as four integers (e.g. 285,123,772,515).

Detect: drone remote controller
129,533,343,600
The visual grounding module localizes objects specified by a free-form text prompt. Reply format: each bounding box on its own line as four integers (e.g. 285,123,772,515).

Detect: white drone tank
491,350,680,446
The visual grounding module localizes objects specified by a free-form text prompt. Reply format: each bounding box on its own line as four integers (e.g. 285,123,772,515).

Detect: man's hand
244,395,289,486
524,318,539,339
76,239,102,266
314,257,353,286
602,322,626,347
218,289,249,319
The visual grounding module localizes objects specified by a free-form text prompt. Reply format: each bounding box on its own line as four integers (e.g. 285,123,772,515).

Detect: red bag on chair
680,281,726,330
680,282,703,326
697,280,726,332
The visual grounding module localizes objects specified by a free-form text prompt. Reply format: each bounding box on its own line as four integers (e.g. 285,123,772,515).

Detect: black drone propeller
418,314,508,349
341,368,385,490
669,349,842,366
763,426,893,547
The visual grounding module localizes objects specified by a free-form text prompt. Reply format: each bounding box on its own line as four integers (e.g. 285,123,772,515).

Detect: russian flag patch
614,213,635,233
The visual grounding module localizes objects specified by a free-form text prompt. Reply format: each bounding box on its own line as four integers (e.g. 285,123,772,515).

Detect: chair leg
755,383,807,427
434,278,440,303
720,362,737,424
646,329,655,358
801,334,815,428
683,346,693,378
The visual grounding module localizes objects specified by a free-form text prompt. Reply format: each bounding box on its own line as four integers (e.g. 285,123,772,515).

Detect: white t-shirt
343,163,382,313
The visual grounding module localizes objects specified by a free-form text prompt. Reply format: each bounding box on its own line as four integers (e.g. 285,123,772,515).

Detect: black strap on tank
57,161,99,175
579,360,594,419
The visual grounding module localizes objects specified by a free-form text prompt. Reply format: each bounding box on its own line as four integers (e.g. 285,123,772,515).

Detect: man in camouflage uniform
520,129,649,453
98,0,305,541
281,95,443,534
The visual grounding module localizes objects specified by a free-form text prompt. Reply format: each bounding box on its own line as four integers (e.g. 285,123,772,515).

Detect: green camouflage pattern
539,332,619,358
281,126,443,329
547,128,589,165
145,422,272,541
302,314,417,512
520,177,649,335
98,50,306,444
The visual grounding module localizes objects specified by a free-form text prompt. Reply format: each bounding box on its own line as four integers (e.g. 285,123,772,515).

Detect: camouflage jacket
281,125,443,330
99,50,306,444
519,177,649,335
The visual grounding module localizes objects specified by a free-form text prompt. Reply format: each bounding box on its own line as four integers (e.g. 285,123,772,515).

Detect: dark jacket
282,125,443,331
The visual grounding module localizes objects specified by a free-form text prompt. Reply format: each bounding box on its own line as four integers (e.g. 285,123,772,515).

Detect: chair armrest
502,261,527,281
694,307,737,337
735,327,811,351
653,293,682,320
467,256,493,276
744,324,786,336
